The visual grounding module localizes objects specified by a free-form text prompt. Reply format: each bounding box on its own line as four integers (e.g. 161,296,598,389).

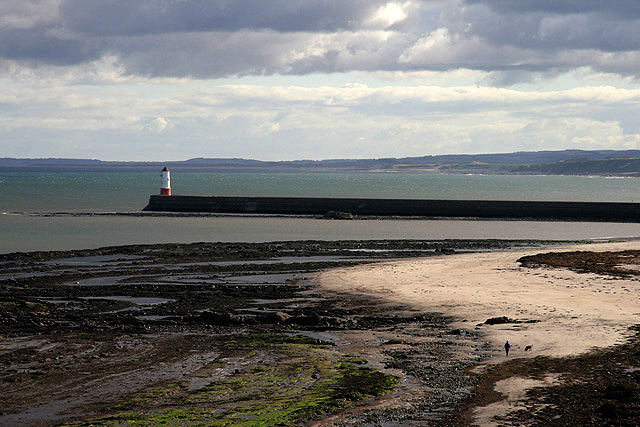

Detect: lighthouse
160,167,171,195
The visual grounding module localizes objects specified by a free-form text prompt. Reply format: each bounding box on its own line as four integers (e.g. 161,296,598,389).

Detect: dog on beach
524,345,532,351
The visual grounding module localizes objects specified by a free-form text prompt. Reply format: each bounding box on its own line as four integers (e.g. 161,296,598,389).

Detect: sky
1,0,640,161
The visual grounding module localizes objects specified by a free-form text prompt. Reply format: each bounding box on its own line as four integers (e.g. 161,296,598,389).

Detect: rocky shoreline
1,239,638,426
0,239,539,426
16,210,640,223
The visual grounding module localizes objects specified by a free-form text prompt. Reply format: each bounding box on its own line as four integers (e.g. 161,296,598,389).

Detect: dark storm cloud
459,2,640,52
59,0,380,35
1,0,639,81
465,0,640,19
0,27,98,65
103,32,313,78
0,0,387,71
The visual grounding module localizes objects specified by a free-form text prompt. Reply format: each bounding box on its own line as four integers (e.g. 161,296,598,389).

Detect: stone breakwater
144,195,640,222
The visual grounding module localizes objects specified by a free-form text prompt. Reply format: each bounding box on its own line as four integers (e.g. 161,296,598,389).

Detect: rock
274,311,291,322
259,311,291,323
261,311,291,323
484,316,515,325
119,316,143,326
194,311,243,326
323,211,353,220
602,384,634,402
287,314,322,326
286,313,344,329
435,248,455,254
242,316,258,325
597,402,619,419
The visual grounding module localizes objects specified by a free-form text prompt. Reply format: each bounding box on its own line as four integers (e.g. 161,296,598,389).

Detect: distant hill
3,150,640,175
513,157,640,175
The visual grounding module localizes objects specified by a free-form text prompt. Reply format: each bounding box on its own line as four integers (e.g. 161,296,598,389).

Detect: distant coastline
4,148,640,176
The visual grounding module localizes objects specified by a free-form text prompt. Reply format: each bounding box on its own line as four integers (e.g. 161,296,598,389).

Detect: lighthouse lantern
160,167,171,196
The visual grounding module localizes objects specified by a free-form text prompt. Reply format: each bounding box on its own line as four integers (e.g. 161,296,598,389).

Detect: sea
2,171,640,254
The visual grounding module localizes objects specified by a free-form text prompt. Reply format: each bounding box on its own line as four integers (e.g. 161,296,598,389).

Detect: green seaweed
67,333,398,426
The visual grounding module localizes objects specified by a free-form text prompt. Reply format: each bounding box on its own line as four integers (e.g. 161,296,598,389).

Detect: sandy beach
319,240,640,358
318,240,640,425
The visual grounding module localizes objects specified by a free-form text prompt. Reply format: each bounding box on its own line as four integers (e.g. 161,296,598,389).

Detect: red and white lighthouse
160,167,171,196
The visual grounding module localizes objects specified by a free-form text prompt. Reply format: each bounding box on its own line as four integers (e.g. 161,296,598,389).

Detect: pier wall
144,195,640,222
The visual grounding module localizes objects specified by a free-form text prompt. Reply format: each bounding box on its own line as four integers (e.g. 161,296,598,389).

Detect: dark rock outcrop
323,211,353,219
484,316,515,325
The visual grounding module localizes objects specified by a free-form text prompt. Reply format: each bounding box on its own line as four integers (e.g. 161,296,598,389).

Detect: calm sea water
2,171,640,253
3,171,640,212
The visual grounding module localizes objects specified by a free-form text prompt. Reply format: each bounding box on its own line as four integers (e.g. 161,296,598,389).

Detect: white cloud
148,117,169,133
367,2,410,28
517,118,640,151
1,76,639,160
399,27,454,63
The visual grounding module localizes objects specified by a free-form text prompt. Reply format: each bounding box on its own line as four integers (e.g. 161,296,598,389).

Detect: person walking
504,340,511,356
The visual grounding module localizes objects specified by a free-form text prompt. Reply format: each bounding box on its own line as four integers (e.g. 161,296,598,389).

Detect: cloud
59,0,384,35
0,0,637,82
2,77,638,160
0,0,61,30
147,117,169,132
0,27,97,65
3,1,640,161
366,2,411,28
465,0,640,19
